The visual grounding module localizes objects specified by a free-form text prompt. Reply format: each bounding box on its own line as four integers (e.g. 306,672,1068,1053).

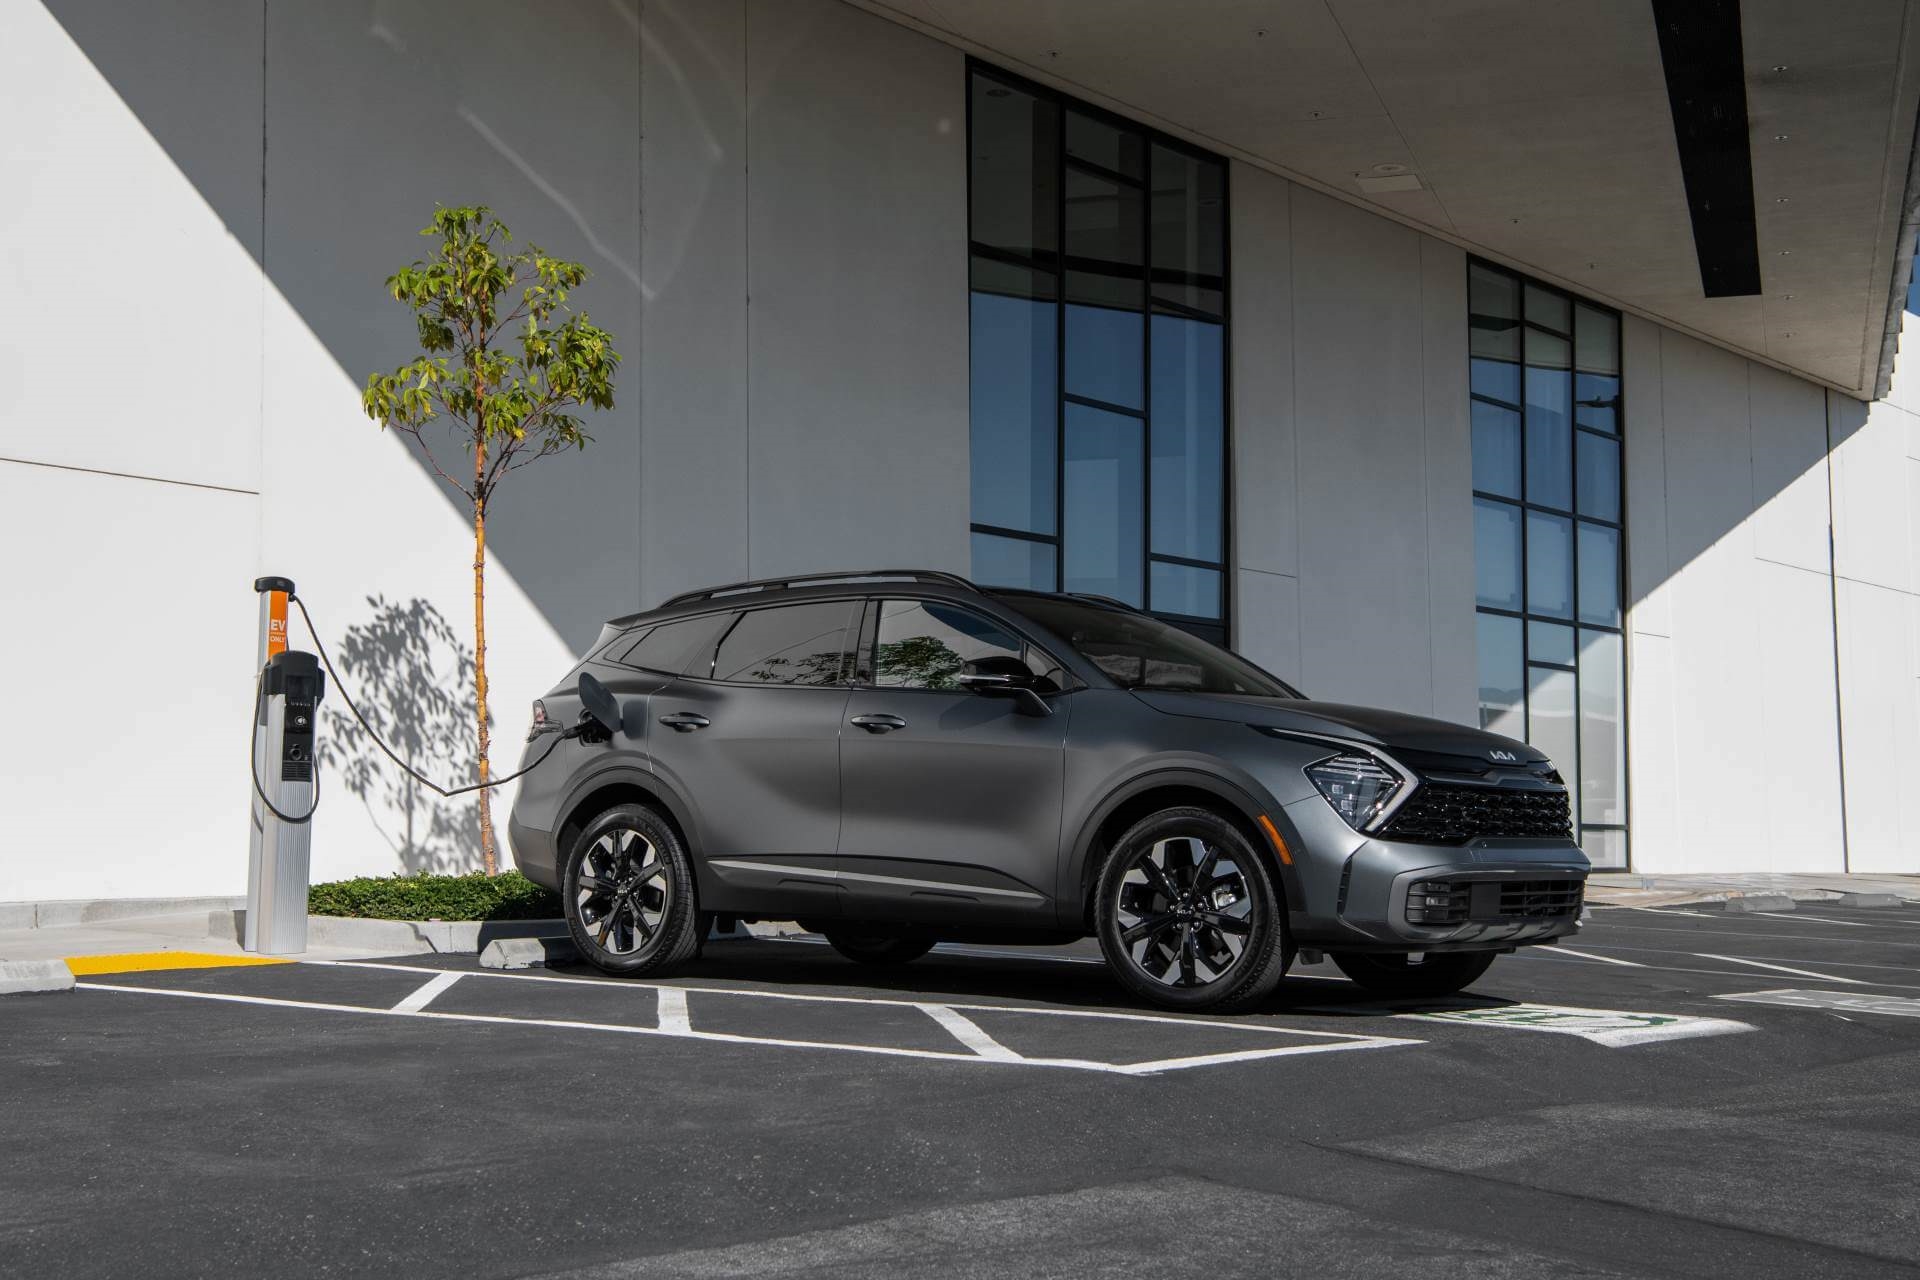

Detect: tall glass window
1470,261,1627,869
967,63,1229,644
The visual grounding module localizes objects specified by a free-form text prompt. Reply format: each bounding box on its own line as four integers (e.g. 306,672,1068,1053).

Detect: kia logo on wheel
1489,749,1518,763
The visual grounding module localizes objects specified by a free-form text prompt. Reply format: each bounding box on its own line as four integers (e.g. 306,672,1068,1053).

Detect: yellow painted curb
64,952,293,976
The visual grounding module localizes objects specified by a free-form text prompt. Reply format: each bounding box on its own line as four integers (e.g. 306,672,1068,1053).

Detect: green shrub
308,871,562,921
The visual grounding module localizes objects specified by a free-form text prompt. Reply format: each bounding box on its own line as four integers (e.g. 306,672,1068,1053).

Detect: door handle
659,712,711,732
849,713,907,734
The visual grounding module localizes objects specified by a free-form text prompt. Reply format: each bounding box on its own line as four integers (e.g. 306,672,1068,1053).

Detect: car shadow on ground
523,938,1517,1022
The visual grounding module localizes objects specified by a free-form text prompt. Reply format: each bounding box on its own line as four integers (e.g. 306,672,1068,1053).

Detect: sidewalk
1586,871,1920,909
0,910,401,967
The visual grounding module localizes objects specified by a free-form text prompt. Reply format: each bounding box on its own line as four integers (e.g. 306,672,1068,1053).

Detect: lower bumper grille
1384,782,1572,843
1402,877,1585,926
1496,879,1585,919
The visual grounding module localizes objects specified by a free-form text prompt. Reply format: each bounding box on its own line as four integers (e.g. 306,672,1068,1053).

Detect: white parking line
656,987,691,1033
391,970,463,1013
74,977,1422,1077
922,1005,1022,1061
1714,988,1920,1019
1521,946,1646,968
1692,954,1867,985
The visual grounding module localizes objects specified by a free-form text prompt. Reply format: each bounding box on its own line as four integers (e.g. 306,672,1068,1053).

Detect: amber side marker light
1256,814,1293,865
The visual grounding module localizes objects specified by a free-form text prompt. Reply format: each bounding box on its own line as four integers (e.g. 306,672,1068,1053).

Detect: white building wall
0,0,966,903
1229,174,1476,726
1832,315,1920,872
1620,323,1848,873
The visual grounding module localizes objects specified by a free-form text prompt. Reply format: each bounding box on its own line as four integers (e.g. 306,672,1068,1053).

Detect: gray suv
508,571,1588,1011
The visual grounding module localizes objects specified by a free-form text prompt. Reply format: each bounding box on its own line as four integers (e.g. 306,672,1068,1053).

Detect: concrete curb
479,936,581,969
1716,893,1797,914
210,911,566,956
1836,892,1905,908
0,959,77,995
1,896,245,930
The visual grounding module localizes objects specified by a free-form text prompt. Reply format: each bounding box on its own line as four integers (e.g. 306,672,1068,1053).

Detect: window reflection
969,65,1227,628
1065,404,1145,606
1470,261,1626,862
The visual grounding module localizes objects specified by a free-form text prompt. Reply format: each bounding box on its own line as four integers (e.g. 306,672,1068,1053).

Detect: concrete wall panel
641,0,751,608
744,0,969,579
1228,162,1297,585
2,2,262,493
0,461,258,900
1420,237,1475,726
1287,189,1436,712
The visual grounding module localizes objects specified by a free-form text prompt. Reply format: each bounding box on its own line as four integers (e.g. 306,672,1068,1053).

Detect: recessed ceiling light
1784,293,1796,300
1782,331,1794,338
1773,133,1790,142
1775,196,1790,203
1371,163,1409,175
1771,64,1789,73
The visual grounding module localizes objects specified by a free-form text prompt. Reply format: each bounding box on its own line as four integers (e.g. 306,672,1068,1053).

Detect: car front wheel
1095,806,1290,1012
1329,949,1495,998
563,804,703,977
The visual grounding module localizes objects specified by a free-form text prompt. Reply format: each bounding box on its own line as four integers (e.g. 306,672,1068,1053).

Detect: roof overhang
849,0,1920,399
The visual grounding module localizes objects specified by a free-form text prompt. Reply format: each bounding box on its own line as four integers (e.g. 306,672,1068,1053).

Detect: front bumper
1282,793,1588,952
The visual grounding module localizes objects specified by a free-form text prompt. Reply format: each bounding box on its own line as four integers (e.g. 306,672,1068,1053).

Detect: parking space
7,902,1920,1278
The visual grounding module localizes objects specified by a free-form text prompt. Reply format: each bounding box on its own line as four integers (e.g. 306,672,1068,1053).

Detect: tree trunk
473,445,496,876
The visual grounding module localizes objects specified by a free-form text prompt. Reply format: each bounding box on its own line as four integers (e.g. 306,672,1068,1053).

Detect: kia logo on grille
1488,748,1518,763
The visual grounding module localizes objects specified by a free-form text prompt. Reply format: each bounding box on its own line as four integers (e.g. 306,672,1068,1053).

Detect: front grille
1383,782,1572,843
1497,879,1584,919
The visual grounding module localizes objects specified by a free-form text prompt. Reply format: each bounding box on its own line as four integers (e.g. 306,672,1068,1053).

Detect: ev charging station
246,576,324,954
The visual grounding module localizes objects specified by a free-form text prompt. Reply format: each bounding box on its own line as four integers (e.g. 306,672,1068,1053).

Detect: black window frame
1468,257,1629,869
645,600,864,688
850,596,1073,695
966,58,1233,648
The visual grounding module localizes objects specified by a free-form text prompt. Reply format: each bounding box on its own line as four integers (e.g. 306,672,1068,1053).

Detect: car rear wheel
563,804,703,977
1329,949,1495,998
1095,806,1290,1012
823,932,936,965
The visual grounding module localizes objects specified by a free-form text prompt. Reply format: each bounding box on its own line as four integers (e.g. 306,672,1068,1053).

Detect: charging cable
248,593,573,826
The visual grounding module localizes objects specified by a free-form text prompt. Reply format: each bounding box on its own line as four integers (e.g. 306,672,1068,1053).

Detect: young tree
362,205,620,874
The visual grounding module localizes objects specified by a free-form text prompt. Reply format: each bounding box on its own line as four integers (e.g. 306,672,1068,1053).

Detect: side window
872,599,1030,691
620,612,737,676
711,601,858,686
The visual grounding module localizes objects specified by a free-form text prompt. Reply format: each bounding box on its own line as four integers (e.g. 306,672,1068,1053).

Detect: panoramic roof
854,0,1920,399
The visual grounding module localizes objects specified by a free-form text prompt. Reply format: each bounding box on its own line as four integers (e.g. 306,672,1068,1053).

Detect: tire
1330,949,1496,998
563,804,703,977
823,932,936,966
1094,806,1291,1012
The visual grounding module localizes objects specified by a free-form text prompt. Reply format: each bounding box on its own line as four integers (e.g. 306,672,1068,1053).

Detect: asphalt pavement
4,901,1919,1278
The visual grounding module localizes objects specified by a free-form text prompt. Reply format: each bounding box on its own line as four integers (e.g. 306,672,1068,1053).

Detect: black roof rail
1069,592,1146,613
659,569,976,609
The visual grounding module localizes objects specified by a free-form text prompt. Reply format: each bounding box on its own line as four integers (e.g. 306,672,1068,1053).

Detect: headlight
1305,753,1403,831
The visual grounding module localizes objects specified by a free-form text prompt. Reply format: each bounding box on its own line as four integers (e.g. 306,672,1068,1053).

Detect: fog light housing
1305,753,1403,831
1404,879,1471,925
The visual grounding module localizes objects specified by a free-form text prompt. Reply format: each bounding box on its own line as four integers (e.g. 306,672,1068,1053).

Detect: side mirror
957,657,1052,717
577,672,622,741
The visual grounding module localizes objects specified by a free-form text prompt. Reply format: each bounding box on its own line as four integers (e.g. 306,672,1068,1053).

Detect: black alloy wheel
1095,806,1290,1011
563,803,702,976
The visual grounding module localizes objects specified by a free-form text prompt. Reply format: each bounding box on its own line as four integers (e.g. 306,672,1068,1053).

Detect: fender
555,759,713,896
1059,765,1307,927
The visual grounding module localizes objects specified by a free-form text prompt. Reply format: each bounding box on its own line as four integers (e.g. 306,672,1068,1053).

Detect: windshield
998,595,1304,698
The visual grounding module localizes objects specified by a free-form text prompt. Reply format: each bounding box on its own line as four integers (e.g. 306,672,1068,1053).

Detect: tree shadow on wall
315,595,491,875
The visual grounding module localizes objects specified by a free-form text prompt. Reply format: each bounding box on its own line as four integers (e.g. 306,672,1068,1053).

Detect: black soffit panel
1651,0,1763,298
